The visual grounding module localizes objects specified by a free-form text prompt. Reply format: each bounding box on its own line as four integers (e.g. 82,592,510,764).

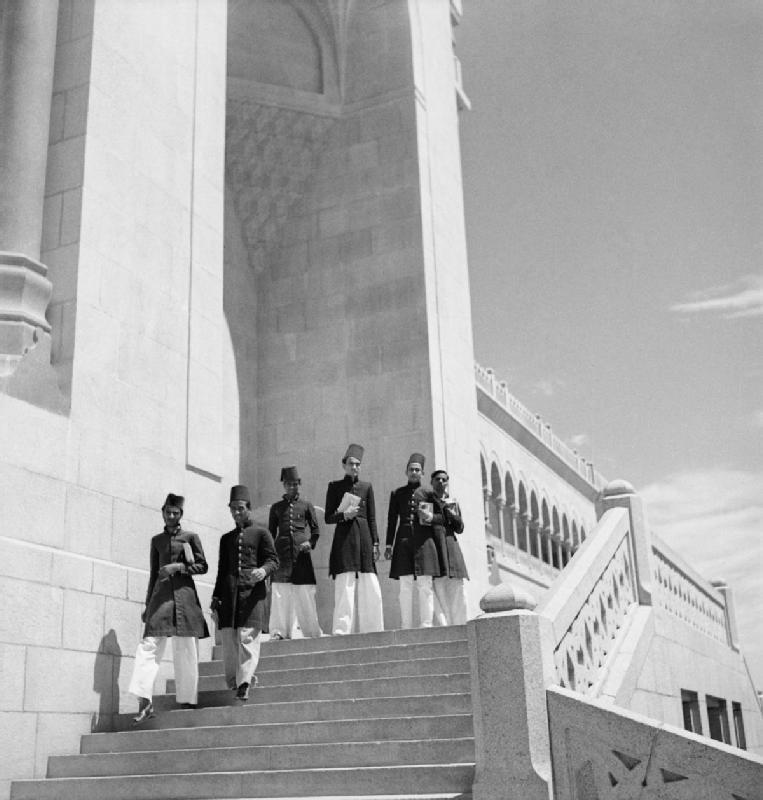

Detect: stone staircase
10,626,475,800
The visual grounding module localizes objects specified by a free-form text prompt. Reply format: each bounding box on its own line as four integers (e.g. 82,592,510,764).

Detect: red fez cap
280,466,300,482
407,452,426,468
229,485,251,503
163,493,184,509
343,443,364,462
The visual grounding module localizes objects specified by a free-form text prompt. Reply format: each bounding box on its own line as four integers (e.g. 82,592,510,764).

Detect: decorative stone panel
553,535,637,695
225,101,335,274
548,686,762,800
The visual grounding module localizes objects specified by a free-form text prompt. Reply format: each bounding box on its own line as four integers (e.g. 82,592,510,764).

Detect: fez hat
162,493,185,510
431,469,449,481
407,452,426,469
343,443,364,463
229,485,251,504
280,466,300,482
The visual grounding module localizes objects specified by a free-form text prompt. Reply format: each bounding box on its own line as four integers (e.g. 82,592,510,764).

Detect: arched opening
529,491,540,559
504,473,516,547
488,462,502,539
517,482,528,551
540,498,551,565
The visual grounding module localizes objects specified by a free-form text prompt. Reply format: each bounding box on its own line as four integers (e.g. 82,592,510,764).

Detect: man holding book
385,452,441,628
325,444,384,635
129,493,209,724
268,466,323,639
423,470,470,625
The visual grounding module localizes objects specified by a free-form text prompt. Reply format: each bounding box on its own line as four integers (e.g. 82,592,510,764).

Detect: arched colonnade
480,454,587,571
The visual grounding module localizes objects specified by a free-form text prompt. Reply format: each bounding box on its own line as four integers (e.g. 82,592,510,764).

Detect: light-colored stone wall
548,685,763,799
617,605,763,755
0,2,229,796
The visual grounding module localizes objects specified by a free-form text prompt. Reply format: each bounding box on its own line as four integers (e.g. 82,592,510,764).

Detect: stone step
200,639,468,676
211,626,467,660
155,672,471,709
82,713,473,754
50,737,475,778
107,692,472,734
11,763,475,800
174,655,470,693
183,796,472,800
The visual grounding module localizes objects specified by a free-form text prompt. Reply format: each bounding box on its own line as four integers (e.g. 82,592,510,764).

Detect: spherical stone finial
602,479,636,498
479,582,537,614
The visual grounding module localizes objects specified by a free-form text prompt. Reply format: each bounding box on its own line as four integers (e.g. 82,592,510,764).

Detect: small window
732,702,747,750
681,690,702,734
706,695,731,744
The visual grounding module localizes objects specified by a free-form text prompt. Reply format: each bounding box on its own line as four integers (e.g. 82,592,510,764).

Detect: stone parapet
547,685,763,799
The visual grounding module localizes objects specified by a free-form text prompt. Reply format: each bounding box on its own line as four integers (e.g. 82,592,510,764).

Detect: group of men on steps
128,444,469,725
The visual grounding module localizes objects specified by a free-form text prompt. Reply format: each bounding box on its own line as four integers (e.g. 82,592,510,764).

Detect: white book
336,492,361,514
418,502,433,525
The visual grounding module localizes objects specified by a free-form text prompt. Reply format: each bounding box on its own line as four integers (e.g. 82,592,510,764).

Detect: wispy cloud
532,378,565,397
669,274,763,319
568,433,589,449
641,468,763,685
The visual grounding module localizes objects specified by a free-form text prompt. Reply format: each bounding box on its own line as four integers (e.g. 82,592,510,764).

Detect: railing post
468,594,554,800
596,480,653,606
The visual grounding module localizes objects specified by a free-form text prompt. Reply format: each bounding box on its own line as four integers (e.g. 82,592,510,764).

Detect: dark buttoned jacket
143,527,210,638
385,483,440,580
268,495,320,584
420,492,469,580
325,476,378,577
212,522,279,630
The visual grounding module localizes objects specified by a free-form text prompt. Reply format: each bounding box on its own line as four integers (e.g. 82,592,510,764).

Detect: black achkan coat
268,495,320,584
212,522,279,630
385,483,440,580
143,528,210,639
424,492,469,580
325,476,378,577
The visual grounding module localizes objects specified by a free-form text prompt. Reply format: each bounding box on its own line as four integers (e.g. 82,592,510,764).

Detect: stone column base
0,252,66,411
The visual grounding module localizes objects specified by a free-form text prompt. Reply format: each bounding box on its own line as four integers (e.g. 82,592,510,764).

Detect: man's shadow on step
92,629,122,733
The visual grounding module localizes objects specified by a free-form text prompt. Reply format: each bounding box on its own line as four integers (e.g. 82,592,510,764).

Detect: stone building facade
0,1,760,796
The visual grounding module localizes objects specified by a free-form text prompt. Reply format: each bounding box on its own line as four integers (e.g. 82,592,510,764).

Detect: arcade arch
478,451,592,571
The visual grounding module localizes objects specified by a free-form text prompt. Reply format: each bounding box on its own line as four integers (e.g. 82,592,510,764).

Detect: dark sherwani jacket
143,528,210,639
325,476,378,577
213,522,279,630
268,495,320,584
385,483,440,580
419,492,469,580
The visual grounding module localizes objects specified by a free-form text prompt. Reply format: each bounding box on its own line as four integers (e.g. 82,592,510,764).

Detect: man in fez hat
267,466,322,640
211,485,278,700
421,469,469,625
384,453,441,628
324,444,384,635
129,493,209,724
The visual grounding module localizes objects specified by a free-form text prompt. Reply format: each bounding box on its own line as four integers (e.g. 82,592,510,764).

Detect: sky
457,1,762,683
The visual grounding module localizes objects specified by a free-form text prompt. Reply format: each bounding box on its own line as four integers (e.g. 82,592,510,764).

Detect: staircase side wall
609,604,763,755
547,685,763,799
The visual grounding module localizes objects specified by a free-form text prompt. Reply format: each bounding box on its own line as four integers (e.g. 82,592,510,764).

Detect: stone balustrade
651,537,729,645
474,362,603,486
537,506,638,695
